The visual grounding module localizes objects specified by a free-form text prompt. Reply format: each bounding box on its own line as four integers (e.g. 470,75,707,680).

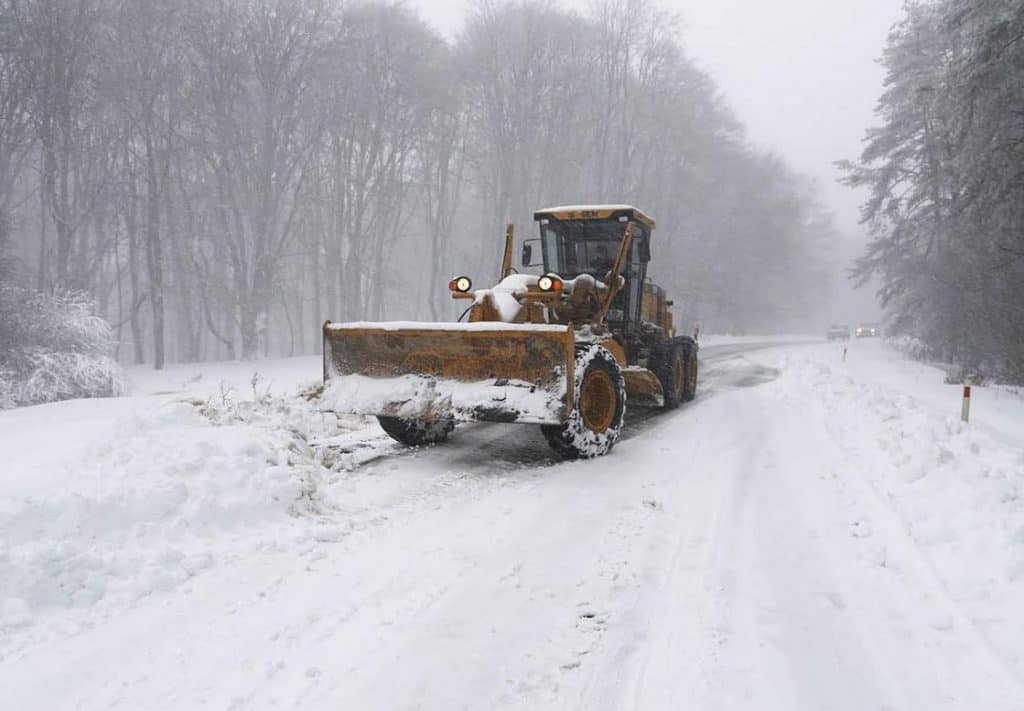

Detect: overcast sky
679,0,904,239
409,0,905,241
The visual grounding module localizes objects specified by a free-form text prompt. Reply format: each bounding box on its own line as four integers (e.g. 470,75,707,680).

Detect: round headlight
449,276,473,293
537,274,563,292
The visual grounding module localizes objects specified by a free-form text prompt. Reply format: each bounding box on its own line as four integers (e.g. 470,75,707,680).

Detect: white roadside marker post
961,385,971,423
842,346,847,362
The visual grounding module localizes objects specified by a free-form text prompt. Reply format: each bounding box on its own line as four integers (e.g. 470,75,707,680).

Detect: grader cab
322,205,697,458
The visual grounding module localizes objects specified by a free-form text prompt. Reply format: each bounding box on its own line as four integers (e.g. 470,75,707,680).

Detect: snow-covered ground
2,338,1023,709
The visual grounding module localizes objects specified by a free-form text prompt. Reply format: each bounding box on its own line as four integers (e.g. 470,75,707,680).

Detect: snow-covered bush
0,207,126,407
885,333,935,361
0,286,126,409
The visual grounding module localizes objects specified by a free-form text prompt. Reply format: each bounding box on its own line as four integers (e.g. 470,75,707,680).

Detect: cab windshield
539,219,631,278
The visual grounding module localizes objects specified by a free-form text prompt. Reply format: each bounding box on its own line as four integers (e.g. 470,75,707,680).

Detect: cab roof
533,204,656,229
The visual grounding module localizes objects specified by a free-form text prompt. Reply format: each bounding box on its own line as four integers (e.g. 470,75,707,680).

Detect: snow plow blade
322,322,574,425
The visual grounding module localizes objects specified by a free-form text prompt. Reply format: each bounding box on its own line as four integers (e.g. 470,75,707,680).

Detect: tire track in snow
315,341,792,471
294,344,791,569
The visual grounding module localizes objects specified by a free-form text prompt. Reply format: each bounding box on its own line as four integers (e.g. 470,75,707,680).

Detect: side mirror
521,239,542,267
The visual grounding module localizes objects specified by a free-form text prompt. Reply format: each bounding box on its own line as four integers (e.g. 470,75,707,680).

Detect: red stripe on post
963,385,971,398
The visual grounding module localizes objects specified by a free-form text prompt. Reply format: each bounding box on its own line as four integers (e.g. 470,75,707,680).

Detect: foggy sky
680,0,904,238
410,0,903,238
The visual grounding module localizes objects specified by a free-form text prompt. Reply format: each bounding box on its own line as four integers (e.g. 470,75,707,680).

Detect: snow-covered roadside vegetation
0,289,126,409
0,211,126,409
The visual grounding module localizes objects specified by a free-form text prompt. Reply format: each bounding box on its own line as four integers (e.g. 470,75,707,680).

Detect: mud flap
322,322,574,425
622,367,665,408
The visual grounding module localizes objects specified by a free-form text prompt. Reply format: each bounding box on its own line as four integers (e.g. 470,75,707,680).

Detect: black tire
541,345,626,459
650,341,685,409
681,342,698,402
377,415,455,446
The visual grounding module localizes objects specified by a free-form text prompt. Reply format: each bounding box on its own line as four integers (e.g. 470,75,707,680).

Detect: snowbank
774,339,1024,675
125,355,322,398
0,368,378,651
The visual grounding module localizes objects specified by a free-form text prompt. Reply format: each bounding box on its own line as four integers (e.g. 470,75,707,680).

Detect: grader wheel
541,345,626,458
682,346,698,402
651,338,698,409
651,342,685,409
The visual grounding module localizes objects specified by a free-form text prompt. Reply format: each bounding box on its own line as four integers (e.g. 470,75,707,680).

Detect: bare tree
185,0,329,358
0,0,842,368
105,0,188,368
0,5,34,212
12,0,113,291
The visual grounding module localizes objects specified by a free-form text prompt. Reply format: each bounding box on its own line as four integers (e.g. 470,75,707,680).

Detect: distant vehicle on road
855,323,879,338
827,324,851,340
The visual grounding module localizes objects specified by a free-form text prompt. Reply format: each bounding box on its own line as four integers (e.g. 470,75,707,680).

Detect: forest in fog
842,0,1024,382
0,0,837,370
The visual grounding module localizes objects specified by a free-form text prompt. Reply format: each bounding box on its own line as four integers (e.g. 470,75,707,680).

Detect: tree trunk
145,139,165,370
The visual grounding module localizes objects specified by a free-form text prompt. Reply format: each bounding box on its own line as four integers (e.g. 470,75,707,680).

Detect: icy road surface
2,339,1024,710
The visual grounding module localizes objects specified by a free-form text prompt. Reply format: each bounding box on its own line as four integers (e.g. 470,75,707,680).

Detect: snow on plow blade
322,322,574,425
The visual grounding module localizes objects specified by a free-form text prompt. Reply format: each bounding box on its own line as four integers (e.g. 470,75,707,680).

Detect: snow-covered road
2,340,1023,710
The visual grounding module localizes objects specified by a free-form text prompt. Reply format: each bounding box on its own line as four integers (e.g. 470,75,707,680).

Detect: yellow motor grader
322,205,698,458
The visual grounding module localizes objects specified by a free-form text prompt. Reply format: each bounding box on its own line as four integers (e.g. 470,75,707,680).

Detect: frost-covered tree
0,289,127,408
842,0,1024,381
0,209,14,287
0,7,34,213
0,208,125,408
0,208,25,406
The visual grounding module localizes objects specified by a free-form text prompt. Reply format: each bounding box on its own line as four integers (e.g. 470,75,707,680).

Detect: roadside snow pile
0,289,126,409
0,386,374,652
777,341,1024,674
